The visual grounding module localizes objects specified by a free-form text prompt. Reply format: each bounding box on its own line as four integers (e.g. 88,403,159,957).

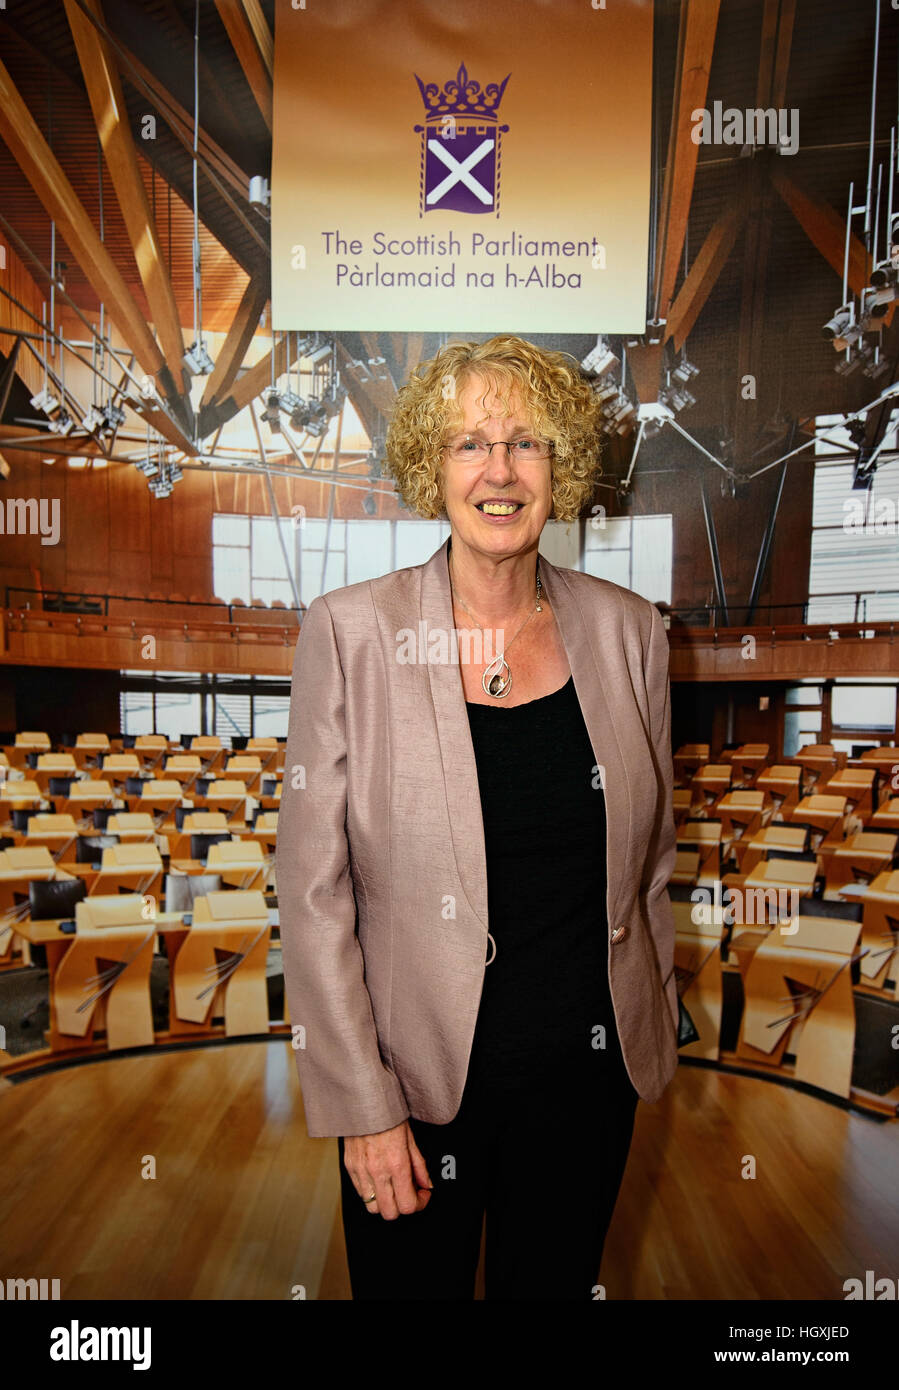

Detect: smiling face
439,372,554,561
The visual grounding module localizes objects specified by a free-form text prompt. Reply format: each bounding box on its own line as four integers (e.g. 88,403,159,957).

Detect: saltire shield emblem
413,62,510,217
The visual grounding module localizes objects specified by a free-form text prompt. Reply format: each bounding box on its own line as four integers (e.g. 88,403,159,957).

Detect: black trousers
337,1060,639,1301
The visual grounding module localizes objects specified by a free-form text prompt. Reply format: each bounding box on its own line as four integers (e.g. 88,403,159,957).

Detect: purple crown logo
414,61,510,123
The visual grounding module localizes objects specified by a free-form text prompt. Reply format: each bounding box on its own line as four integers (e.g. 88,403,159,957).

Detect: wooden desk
755,765,802,820
738,915,862,1098
823,832,897,901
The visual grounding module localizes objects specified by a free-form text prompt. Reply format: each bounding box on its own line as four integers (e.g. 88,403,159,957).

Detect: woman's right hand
343,1120,433,1220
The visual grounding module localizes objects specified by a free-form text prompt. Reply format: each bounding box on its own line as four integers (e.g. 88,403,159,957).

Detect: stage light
262,390,283,432
870,260,897,288
670,358,699,388
49,410,75,436
30,387,60,417
823,307,861,344
82,405,106,433
280,389,304,414
307,342,334,367
320,384,347,417
183,340,215,374
581,338,620,378
249,176,270,210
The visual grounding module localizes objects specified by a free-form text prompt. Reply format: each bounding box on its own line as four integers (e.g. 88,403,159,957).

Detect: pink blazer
277,536,679,1138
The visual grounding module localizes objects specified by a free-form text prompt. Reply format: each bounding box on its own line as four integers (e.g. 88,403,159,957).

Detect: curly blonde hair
384,335,604,522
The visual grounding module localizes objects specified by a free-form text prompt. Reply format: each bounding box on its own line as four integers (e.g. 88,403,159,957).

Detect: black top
463,674,627,1096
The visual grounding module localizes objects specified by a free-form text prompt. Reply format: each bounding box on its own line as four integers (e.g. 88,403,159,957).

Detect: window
119,673,292,740
213,514,451,608
213,692,251,739
783,682,825,757
831,684,896,733
809,416,899,622
213,514,298,606
582,514,673,603
253,695,291,739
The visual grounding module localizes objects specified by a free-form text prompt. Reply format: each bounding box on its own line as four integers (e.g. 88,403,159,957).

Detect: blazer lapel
420,537,633,932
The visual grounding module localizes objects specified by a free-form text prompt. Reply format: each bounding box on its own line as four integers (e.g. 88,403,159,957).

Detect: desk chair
258,779,281,811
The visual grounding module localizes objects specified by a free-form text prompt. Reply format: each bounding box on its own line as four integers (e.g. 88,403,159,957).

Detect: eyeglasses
441,436,552,463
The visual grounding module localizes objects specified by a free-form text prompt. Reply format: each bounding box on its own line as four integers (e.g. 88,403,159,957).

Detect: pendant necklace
449,553,544,699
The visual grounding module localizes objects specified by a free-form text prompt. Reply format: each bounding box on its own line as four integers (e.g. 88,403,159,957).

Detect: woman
277,334,679,1301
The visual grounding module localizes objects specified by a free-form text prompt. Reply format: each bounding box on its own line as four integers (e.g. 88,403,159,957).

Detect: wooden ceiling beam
652,0,721,324
200,276,269,410
242,0,274,80
198,333,287,436
0,57,165,385
116,39,252,202
64,0,188,398
666,191,747,352
771,169,871,294
213,0,273,132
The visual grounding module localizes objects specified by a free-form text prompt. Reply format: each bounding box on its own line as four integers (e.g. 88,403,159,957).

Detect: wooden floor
1,1042,896,1300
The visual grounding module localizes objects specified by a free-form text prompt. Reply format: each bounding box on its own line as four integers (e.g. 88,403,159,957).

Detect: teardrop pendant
482,655,512,698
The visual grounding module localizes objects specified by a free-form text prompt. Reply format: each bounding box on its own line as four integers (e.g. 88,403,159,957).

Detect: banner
271,0,654,333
